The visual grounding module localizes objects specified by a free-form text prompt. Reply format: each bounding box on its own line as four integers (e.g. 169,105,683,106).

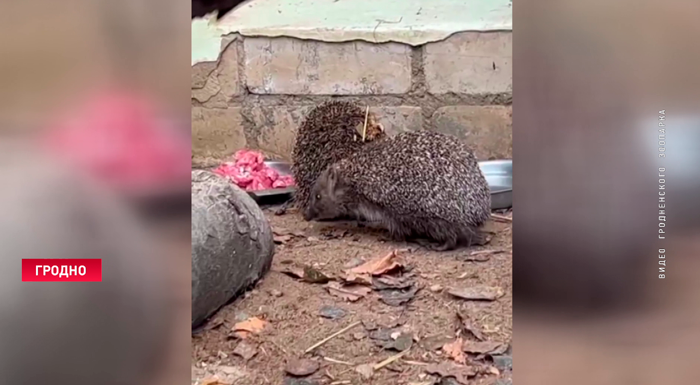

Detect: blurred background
515,0,700,384
0,0,191,384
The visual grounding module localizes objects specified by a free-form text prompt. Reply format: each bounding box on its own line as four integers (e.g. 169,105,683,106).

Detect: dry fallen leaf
232,317,267,339
447,286,504,301
443,337,467,364
326,282,372,302
462,341,508,355
379,286,420,307
273,234,293,244
425,362,476,385
232,341,257,360
355,363,374,380
455,312,485,341
372,275,414,290
285,358,320,377
279,264,331,284
345,250,403,283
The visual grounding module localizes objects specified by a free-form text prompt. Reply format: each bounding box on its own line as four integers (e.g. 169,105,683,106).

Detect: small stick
402,360,431,366
323,356,355,366
491,213,512,222
469,249,505,256
373,349,410,371
305,321,362,353
330,381,351,385
362,106,369,142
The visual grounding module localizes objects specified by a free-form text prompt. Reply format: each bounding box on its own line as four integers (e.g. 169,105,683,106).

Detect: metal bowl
247,159,513,210
478,159,513,210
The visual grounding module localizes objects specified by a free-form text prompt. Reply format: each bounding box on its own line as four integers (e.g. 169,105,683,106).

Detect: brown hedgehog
304,131,491,251
291,100,386,214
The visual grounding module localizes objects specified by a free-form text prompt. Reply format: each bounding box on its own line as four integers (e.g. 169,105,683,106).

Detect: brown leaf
455,312,485,341
285,358,320,377
345,250,403,283
462,341,508,355
372,275,414,290
273,234,293,244
203,317,225,331
420,335,454,351
442,338,467,364
326,282,371,302
379,286,420,306
279,264,331,284
425,362,476,385
355,363,374,379
232,341,257,360
447,286,504,301
232,317,267,339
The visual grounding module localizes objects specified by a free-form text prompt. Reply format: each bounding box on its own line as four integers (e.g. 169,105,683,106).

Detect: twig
491,213,512,223
373,349,411,371
362,106,369,142
330,381,351,385
402,360,431,366
323,356,355,366
305,321,362,353
469,249,505,256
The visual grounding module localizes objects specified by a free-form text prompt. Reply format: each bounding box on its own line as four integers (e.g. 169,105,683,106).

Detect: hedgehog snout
303,206,316,221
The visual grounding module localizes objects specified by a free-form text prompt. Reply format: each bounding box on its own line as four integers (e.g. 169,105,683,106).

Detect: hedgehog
304,131,491,251
291,100,387,214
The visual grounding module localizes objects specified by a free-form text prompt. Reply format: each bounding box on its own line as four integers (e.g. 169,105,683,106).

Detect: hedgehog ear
377,122,385,132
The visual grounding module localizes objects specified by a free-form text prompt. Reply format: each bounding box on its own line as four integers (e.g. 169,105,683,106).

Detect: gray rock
191,170,275,328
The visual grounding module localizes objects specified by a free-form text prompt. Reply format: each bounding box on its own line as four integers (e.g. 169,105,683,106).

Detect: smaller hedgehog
292,100,386,214
304,131,491,251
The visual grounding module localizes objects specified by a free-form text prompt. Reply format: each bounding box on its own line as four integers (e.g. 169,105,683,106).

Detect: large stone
0,145,171,385
431,105,512,160
191,170,275,328
424,32,512,95
244,37,412,95
192,107,246,167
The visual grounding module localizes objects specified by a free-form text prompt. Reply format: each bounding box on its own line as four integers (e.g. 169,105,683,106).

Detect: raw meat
213,150,296,191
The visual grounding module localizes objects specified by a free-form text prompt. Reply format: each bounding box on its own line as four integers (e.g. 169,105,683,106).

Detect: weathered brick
244,37,412,95
192,62,217,88
192,107,246,167
431,106,512,160
424,32,512,95
244,106,314,161
191,38,242,107
370,106,423,137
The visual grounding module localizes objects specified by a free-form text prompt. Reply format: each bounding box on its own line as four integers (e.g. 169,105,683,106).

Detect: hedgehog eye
316,194,321,200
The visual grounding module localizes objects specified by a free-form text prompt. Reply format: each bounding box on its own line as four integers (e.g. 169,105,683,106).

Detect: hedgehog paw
415,238,455,252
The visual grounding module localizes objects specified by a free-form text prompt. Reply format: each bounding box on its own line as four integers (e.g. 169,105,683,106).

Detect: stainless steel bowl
478,159,513,210
248,159,514,210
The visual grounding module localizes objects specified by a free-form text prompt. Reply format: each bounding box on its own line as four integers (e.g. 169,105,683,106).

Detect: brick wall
192,31,512,167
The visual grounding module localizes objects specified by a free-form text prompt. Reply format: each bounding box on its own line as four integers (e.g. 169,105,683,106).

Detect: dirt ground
191,207,512,385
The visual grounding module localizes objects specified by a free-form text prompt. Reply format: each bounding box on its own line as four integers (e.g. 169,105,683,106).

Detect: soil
191,207,513,385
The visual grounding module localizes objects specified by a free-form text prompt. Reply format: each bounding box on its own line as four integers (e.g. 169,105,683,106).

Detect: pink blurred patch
213,150,295,191
41,88,191,196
